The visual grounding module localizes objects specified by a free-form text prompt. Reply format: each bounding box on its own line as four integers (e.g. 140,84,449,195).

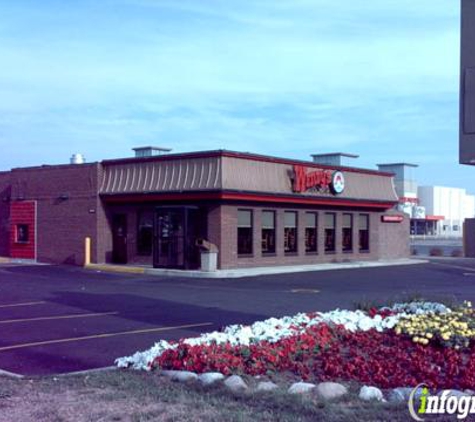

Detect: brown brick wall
214,204,379,269
9,164,100,265
0,161,409,268
0,172,11,256
212,204,408,269
378,212,410,259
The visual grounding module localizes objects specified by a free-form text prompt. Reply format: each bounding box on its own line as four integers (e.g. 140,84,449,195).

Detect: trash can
200,250,218,272
196,239,219,272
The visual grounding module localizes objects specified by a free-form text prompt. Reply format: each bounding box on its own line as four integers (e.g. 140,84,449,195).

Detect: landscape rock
224,375,248,392
256,381,279,392
315,382,348,400
161,370,198,382
288,382,316,395
438,389,470,398
388,387,424,403
359,386,385,402
198,372,225,386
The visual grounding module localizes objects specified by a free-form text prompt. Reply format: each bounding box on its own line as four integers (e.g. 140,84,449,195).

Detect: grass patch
0,370,430,422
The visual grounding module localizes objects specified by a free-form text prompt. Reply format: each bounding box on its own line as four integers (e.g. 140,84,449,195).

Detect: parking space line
0,311,119,324
430,262,475,272
0,322,213,352
0,301,46,309
290,289,320,294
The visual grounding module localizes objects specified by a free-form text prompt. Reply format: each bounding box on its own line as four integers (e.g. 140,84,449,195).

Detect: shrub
451,249,464,258
429,247,444,257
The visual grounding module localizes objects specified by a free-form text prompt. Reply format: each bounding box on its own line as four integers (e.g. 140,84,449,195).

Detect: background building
378,163,475,237
418,186,475,237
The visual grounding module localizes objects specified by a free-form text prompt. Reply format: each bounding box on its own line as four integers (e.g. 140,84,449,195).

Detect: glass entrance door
153,207,204,269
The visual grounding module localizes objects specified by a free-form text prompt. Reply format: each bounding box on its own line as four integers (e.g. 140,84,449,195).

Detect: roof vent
70,153,85,164
310,152,359,166
133,146,172,158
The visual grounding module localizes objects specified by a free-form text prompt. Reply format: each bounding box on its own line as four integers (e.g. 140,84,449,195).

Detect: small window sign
16,224,29,243
381,215,404,223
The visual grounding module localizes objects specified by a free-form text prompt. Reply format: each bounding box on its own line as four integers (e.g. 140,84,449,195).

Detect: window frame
16,224,29,244
261,210,276,255
237,209,254,256
324,212,336,254
358,213,370,253
342,213,353,253
136,210,154,256
305,212,318,254
284,211,298,254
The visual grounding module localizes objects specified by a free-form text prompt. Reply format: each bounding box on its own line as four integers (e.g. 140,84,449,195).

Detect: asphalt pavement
0,258,474,376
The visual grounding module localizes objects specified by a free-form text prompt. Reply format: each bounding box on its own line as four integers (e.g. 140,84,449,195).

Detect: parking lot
0,258,475,376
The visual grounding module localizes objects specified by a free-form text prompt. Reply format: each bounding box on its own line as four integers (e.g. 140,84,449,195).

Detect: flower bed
116,301,475,389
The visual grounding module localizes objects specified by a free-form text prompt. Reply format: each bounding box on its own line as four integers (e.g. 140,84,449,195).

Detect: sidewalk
86,258,428,279
0,257,39,265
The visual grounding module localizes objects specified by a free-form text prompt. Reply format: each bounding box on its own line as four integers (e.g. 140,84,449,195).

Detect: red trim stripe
101,191,395,209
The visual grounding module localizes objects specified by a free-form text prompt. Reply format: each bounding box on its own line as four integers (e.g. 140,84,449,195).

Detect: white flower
115,301,451,371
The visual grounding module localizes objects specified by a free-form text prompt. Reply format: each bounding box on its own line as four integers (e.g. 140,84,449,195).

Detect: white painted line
0,322,213,352
430,262,475,272
290,289,320,294
0,311,118,325
0,301,46,309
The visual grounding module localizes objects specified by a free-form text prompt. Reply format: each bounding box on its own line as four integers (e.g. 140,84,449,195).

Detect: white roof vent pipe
70,153,85,164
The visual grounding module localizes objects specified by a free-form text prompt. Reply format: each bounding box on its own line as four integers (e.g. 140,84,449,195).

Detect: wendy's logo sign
330,171,345,194
292,165,345,195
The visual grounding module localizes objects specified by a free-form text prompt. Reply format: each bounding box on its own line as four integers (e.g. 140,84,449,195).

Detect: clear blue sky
0,1,472,193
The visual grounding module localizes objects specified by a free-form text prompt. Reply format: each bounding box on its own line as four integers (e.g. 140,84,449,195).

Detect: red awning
426,215,445,221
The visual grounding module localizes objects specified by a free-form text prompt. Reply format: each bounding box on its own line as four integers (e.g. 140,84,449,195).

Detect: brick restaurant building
0,150,409,270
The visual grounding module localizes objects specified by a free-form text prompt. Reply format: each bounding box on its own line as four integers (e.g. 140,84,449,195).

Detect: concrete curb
55,366,117,377
0,369,24,379
86,264,145,275
85,259,428,279
0,257,40,265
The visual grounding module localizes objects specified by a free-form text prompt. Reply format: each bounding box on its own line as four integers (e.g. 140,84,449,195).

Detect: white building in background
418,186,475,237
377,162,475,237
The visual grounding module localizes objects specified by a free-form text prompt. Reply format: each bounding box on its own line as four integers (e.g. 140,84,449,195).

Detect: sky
0,0,472,193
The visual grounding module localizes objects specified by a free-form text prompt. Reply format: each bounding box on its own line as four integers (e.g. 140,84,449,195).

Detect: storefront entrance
153,206,204,269
112,214,128,264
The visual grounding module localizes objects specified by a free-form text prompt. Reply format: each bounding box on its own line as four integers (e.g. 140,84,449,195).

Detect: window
284,211,298,253
137,211,153,255
453,225,459,231
359,214,370,252
262,211,276,254
305,212,318,253
342,213,353,252
238,209,253,255
16,224,29,243
324,213,336,253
